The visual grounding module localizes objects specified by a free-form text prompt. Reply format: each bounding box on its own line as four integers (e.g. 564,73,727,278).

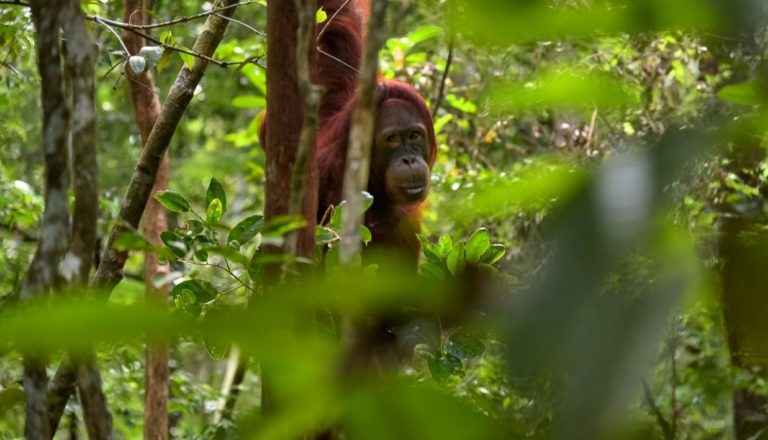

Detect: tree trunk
24,1,72,437
264,0,318,264
262,0,319,416
122,2,171,438
720,214,768,439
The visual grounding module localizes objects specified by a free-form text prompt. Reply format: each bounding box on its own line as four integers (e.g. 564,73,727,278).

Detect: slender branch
0,0,29,6
316,0,352,41
432,38,454,118
643,380,675,440
339,0,388,265
317,47,361,74
92,16,131,56
213,12,265,37
86,0,260,31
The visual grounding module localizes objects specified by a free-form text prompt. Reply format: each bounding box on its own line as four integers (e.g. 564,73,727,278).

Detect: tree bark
264,0,318,265
122,1,171,438
61,1,115,437
24,1,72,437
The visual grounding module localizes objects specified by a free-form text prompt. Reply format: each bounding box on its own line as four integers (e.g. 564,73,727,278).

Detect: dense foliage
2,0,768,439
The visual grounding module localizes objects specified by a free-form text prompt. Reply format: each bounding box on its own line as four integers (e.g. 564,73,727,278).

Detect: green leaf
316,226,338,245
204,335,229,360
207,199,223,226
404,25,442,46
465,228,490,264
717,80,766,105
360,225,372,244
417,234,441,263
446,94,478,114
154,190,190,213
231,95,266,108
316,6,328,24
187,219,205,234
438,235,453,257
361,191,374,211
206,246,249,265
206,178,227,215
446,243,466,276
179,51,194,68
427,353,464,384
419,262,445,283
228,215,264,245
329,201,346,230
160,231,188,258
194,247,209,262
262,215,307,238
247,249,264,282
0,387,24,413
446,333,485,360
171,279,217,304
482,243,506,264
113,232,151,251
173,288,198,313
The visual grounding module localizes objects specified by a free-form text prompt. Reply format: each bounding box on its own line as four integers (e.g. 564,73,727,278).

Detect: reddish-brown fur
264,0,437,263
315,0,437,264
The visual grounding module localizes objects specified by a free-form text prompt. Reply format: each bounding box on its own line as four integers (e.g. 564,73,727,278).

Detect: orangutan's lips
403,185,425,196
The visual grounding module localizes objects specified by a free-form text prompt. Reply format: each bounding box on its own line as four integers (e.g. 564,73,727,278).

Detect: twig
432,38,454,118
318,47,361,74
316,0,353,41
90,16,265,69
92,16,131,56
0,0,28,6
86,0,260,31
585,107,598,150
213,12,265,37
642,379,675,440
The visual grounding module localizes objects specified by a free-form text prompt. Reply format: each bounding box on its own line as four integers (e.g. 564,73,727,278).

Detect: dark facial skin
372,99,430,205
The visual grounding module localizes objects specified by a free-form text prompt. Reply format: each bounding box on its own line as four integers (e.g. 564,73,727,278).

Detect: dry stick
339,0,388,265
23,2,71,438
45,1,241,433
61,1,115,438
431,38,454,119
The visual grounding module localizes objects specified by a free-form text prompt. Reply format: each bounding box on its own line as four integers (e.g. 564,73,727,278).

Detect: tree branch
432,38,453,118
339,0,388,265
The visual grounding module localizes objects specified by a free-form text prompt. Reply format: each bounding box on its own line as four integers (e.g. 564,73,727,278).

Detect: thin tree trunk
46,1,241,432
264,0,318,264
339,0,388,265
60,0,115,437
336,0,388,377
720,213,768,439
24,2,72,438
121,1,171,438
262,0,319,416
